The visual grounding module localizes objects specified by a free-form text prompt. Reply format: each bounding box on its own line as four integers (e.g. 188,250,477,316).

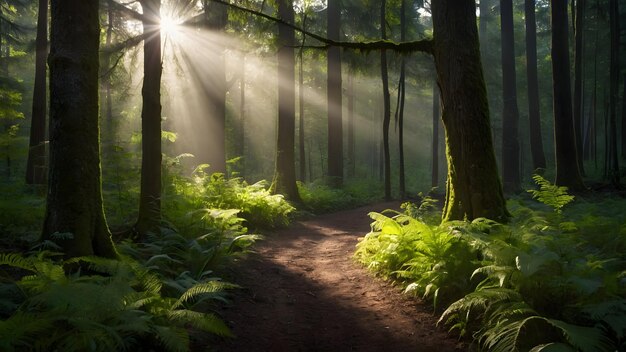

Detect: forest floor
206,202,466,352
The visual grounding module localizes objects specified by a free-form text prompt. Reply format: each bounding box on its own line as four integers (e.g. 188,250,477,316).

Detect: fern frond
168,309,232,337
0,312,54,351
172,281,234,309
529,343,577,352
0,253,34,271
152,325,189,352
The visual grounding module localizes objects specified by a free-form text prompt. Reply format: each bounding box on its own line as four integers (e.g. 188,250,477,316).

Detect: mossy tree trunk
271,0,300,202
431,0,509,222
42,0,116,258
136,0,163,236
327,0,342,187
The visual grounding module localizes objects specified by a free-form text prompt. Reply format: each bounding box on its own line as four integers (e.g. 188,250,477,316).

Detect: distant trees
524,0,547,172
201,0,228,175
270,0,300,201
607,0,620,186
327,0,342,187
42,0,116,258
25,0,48,185
396,0,407,199
380,0,391,201
500,0,521,192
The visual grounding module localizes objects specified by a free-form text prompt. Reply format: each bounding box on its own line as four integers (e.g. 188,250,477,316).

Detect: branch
106,0,146,23
207,0,433,54
101,32,150,54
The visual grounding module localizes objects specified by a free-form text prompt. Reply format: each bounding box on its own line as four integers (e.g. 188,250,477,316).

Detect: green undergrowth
355,175,626,351
0,206,257,351
297,178,383,214
0,180,45,245
164,163,294,230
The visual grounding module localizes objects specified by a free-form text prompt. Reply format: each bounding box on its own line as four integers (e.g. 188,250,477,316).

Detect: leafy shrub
0,252,232,352
165,165,294,229
355,177,626,351
298,178,382,214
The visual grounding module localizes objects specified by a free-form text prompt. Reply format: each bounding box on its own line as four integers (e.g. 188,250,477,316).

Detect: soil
208,202,466,352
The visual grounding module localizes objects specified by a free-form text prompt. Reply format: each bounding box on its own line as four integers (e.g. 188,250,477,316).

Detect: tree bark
551,0,585,190
201,0,227,174
608,0,620,186
298,50,305,182
396,0,407,199
381,0,391,201
327,0,343,187
43,0,116,258
525,0,547,171
431,0,509,222
347,68,355,178
622,74,626,159
26,0,48,185
136,0,163,235
271,0,300,202
431,79,440,189
500,0,521,192
236,53,246,176
573,0,586,175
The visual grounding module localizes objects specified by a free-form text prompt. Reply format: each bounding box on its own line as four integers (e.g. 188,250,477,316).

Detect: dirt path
210,202,464,351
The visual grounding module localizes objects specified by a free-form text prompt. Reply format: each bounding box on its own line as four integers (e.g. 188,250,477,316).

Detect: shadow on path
209,203,464,352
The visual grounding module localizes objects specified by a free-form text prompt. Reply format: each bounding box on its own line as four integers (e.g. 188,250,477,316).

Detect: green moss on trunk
432,0,509,223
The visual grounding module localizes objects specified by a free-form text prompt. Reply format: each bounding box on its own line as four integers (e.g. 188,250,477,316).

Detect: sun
160,15,180,36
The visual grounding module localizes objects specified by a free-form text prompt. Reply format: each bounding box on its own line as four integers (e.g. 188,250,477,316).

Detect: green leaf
529,343,577,352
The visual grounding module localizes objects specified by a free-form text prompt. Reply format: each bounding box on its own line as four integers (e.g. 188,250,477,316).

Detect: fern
527,174,575,214
172,281,236,309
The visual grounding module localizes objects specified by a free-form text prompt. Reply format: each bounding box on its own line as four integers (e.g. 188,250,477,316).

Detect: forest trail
209,202,464,352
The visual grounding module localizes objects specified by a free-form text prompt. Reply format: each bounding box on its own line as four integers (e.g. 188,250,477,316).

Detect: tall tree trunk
236,53,246,176
622,74,626,159
396,0,407,199
525,0,547,172
270,0,300,201
380,0,391,200
202,0,227,174
573,0,586,175
298,43,306,181
608,0,620,186
43,0,116,258
431,0,509,222
551,0,585,190
136,0,163,235
500,0,521,192
26,0,48,185
479,0,490,42
347,68,355,178
327,0,343,187
101,4,114,160
431,80,440,189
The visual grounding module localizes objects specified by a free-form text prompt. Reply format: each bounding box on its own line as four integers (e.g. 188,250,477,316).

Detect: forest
0,0,625,351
